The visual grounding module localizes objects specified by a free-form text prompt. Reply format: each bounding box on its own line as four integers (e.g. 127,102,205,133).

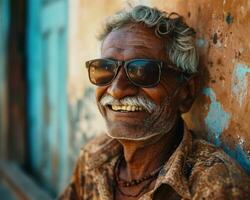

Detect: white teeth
111,105,144,112
112,105,118,111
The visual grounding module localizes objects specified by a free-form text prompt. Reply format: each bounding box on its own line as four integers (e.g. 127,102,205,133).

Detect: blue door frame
27,0,69,193
0,0,10,158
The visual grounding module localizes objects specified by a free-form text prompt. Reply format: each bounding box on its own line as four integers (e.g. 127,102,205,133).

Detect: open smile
106,105,149,123
109,105,145,112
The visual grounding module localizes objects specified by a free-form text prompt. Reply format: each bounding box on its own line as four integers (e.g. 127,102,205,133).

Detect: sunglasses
85,58,184,88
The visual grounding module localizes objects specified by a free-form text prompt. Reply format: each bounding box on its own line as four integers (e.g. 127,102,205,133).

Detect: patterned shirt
58,123,250,200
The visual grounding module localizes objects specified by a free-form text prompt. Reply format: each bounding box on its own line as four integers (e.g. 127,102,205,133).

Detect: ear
178,74,200,113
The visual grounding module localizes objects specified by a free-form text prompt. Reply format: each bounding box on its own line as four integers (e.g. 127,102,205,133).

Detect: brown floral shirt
58,124,250,200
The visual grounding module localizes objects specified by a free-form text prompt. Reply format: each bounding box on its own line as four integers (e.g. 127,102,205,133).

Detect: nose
107,66,138,99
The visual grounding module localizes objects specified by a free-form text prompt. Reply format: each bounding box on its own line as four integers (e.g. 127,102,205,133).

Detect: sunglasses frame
85,58,184,88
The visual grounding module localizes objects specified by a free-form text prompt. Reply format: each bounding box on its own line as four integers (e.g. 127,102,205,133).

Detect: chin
104,115,178,141
105,122,145,140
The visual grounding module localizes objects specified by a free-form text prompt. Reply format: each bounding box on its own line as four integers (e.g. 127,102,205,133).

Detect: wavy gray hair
98,5,198,74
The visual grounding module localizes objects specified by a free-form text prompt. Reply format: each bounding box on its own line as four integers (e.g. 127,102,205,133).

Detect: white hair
98,5,199,74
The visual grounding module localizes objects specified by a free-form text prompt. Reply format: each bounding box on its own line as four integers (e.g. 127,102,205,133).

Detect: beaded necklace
114,155,163,197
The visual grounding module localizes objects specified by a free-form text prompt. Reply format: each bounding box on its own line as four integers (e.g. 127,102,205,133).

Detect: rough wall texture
152,0,250,174
68,0,250,174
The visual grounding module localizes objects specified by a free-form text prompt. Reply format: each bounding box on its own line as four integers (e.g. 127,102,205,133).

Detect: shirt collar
150,122,192,199
86,121,193,199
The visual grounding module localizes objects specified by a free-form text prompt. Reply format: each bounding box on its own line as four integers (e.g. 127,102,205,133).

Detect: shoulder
81,133,114,154
79,133,122,169
188,138,250,199
58,134,114,200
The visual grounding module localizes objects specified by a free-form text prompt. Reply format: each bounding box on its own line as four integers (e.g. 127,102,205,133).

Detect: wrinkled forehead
101,23,167,60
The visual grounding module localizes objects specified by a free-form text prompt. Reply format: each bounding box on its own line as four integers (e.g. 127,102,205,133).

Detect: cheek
142,87,169,105
95,86,108,101
142,76,179,105
95,86,109,117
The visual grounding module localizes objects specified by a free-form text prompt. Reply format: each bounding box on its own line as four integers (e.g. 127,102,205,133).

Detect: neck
117,120,183,181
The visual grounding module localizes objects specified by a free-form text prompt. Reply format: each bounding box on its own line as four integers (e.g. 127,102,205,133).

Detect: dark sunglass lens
127,60,160,87
88,60,117,85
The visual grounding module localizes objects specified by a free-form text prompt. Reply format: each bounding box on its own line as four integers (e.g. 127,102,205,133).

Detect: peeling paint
223,143,250,174
225,12,233,24
203,88,231,146
215,40,222,48
239,48,244,54
202,88,249,174
231,63,250,107
213,33,218,44
196,38,207,48
212,33,222,48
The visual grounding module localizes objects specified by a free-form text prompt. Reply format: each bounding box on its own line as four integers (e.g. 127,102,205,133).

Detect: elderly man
59,5,250,200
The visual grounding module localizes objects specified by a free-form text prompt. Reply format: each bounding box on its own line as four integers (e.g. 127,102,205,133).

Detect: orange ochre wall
68,0,250,173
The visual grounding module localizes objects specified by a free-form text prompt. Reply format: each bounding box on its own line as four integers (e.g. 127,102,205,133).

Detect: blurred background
0,0,250,199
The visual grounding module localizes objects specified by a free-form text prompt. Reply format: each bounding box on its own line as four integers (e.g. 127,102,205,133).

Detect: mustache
99,94,157,113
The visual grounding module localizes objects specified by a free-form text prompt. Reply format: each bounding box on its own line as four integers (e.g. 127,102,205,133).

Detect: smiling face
96,23,188,141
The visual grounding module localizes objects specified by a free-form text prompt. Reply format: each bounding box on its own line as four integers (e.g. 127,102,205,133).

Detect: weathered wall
67,0,123,165
68,0,250,174
151,0,250,174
